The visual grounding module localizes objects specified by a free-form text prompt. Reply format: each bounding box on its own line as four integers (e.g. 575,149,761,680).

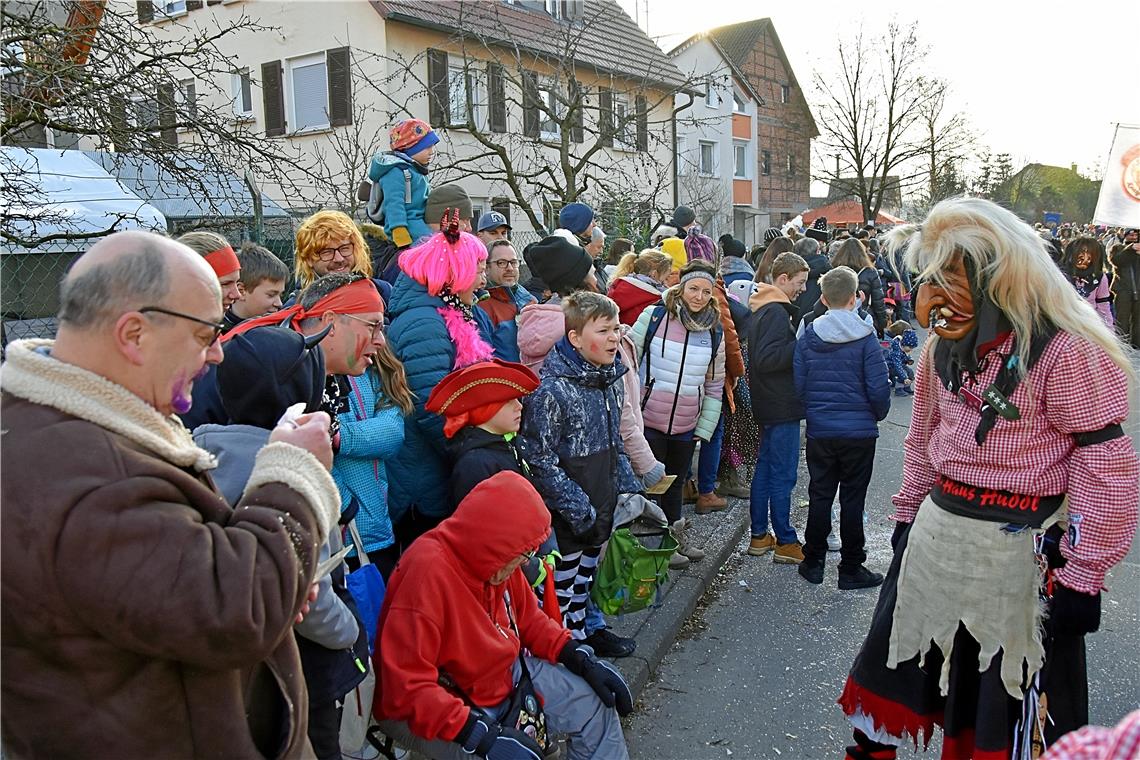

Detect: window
612,93,634,149
733,142,747,179
732,89,747,114
780,84,790,104
704,77,717,108
231,69,253,118
286,53,328,132
787,153,796,176
447,63,486,129
176,78,196,123
155,0,187,18
544,0,580,20
538,84,561,141
698,140,716,177
761,150,771,176
676,136,687,176
130,95,159,132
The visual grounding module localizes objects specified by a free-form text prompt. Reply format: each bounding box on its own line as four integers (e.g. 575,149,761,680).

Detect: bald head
60,231,220,330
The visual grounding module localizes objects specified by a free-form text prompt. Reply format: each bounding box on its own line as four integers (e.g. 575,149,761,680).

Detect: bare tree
353,0,704,232
913,81,973,213
2,0,312,247
306,91,392,217
810,22,941,223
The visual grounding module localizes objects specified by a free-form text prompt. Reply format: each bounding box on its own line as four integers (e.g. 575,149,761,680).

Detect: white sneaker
827,531,841,552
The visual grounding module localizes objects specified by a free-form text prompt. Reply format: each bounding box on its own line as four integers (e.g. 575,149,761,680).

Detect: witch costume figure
838,198,1138,760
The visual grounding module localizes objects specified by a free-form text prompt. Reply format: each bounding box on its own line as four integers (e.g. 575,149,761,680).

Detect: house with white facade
669,33,765,246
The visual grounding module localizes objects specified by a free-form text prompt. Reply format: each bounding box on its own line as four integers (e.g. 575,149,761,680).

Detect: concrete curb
607,500,750,700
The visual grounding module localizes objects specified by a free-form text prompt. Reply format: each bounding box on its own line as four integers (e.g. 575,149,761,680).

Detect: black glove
456,712,543,760
558,641,634,716
1041,524,1068,569
1048,583,1101,637
890,521,911,552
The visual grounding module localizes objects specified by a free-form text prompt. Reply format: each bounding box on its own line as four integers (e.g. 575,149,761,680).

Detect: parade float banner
1093,124,1140,227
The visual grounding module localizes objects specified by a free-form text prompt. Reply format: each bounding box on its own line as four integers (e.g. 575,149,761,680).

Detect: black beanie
217,326,327,429
523,235,594,294
723,237,747,258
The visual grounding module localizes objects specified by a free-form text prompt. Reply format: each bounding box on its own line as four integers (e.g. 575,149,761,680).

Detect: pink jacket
617,329,664,479
517,300,566,373
1085,274,1114,326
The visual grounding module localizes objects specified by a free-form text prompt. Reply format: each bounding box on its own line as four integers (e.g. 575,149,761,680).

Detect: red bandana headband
204,246,241,279
223,277,383,342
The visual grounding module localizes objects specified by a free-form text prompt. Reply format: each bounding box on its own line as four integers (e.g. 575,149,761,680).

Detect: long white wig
885,197,1133,381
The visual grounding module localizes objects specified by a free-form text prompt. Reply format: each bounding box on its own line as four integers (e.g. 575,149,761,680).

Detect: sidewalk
606,496,750,699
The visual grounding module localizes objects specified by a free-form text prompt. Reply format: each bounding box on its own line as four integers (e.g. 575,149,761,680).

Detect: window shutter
157,84,178,146
206,0,222,4
487,62,506,133
598,87,613,147
261,60,285,137
569,78,583,143
426,49,448,128
492,196,511,225
522,72,540,138
136,1,154,23
109,94,130,149
326,47,352,127
635,94,647,152
186,1,203,10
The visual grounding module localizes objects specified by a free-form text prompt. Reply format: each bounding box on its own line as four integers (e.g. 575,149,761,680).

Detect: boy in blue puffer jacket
793,266,891,591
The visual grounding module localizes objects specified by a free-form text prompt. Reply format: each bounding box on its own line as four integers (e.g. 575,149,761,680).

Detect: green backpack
591,527,678,615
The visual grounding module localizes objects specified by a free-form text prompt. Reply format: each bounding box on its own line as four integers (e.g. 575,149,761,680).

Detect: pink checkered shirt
892,331,1138,595
1041,709,1140,760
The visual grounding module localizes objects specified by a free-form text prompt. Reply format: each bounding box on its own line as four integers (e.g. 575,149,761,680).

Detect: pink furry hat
398,229,487,295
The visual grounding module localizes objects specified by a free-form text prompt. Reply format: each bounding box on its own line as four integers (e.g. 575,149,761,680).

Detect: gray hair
650,224,677,246
590,226,605,243
793,237,819,259
58,241,172,328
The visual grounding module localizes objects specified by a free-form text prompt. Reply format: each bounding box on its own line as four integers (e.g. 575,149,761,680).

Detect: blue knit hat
901,329,919,349
558,202,594,235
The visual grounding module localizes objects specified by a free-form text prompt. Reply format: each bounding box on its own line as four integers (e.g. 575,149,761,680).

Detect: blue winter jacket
519,338,642,553
367,151,431,244
385,273,457,523
332,369,405,556
793,307,891,439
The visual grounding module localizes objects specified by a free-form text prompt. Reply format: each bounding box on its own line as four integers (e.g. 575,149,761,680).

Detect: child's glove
391,226,413,248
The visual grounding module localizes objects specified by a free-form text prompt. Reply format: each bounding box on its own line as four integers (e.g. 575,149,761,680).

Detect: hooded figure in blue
519,332,642,555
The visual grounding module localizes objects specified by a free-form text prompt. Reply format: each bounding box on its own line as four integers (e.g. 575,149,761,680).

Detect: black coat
448,426,530,507
858,266,888,336
745,300,805,426
794,253,831,318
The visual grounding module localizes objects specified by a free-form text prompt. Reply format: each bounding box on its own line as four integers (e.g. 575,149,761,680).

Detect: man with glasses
1,231,341,758
477,240,535,361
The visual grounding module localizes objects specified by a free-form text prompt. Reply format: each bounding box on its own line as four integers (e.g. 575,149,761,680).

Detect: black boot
798,559,824,585
838,565,884,590
582,627,636,658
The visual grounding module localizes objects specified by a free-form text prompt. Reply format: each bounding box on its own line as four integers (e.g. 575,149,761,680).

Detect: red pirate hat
425,359,540,438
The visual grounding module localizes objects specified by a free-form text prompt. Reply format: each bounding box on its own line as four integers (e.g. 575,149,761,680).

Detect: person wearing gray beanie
424,184,473,230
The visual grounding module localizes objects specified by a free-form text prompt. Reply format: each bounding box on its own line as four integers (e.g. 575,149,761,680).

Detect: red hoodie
374,471,571,741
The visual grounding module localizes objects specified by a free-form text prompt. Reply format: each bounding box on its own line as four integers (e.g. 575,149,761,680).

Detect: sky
618,0,1140,190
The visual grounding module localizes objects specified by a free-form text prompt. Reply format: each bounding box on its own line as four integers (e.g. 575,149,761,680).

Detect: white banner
1093,124,1140,227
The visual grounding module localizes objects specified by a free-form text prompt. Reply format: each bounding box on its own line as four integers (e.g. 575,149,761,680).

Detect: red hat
426,359,540,438
389,118,439,155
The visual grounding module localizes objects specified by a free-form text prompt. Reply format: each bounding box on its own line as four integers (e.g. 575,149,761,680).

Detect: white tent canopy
2,147,167,253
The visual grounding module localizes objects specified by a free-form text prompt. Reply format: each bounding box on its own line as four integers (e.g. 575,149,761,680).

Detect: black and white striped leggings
552,545,601,640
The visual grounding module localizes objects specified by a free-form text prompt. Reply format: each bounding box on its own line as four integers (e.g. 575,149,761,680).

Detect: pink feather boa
438,307,494,369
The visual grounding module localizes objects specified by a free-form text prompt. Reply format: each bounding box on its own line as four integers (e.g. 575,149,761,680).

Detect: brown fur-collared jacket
0,340,341,759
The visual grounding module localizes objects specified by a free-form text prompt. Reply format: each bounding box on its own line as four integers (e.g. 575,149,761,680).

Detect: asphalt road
626,380,1140,760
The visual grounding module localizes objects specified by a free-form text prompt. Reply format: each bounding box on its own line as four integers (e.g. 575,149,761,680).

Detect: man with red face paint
838,198,1138,760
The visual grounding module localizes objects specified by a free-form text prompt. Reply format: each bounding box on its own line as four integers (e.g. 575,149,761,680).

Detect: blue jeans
750,421,800,544
697,412,726,494
585,598,606,635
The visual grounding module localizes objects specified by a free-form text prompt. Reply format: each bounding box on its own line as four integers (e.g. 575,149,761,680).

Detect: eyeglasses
316,242,355,262
138,306,226,346
341,313,383,337
492,258,520,269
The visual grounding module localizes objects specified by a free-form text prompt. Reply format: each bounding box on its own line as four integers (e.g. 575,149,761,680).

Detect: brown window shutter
488,62,506,133
522,72,540,139
598,88,613,147
569,78,583,144
492,196,511,225
261,60,285,137
326,47,352,127
136,1,154,23
635,94,648,152
157,84,178,147
109,94,130,150
426,49,448,129
206,0,223,4
186,1,203,10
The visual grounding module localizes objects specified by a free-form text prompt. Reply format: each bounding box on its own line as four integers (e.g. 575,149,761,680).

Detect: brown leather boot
681,478,698,504
695,492,728,514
